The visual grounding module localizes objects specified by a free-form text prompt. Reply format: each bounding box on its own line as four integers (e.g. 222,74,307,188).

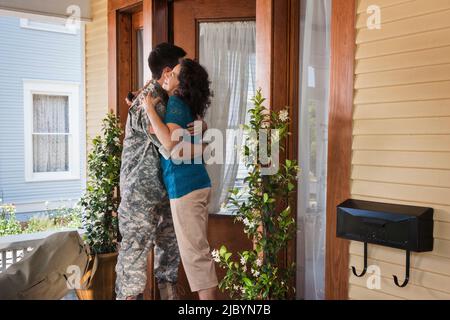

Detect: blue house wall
0,15,85,214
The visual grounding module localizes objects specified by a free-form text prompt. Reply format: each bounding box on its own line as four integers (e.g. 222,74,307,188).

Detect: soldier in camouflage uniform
115,43,187,300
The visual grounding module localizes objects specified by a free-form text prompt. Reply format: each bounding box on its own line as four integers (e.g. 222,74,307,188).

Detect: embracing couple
115,43,217,300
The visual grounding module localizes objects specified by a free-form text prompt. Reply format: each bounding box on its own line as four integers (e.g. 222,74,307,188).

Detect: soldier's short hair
148,43,187,80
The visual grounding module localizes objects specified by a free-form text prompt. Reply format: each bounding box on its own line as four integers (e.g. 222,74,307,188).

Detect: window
23,80,80,182
198,20,256,215
220,52,256,214
20,18,78,35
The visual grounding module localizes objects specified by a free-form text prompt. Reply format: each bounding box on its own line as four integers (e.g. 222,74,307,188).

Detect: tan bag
0,231,97,300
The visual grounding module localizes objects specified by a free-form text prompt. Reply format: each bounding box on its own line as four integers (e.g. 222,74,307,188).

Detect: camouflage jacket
118,80,169,215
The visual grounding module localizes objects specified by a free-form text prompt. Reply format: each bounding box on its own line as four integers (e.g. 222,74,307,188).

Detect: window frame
19,18,78,35
23,79,80,182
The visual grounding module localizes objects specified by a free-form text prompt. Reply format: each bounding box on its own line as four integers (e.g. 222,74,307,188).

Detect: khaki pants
170,188,218,292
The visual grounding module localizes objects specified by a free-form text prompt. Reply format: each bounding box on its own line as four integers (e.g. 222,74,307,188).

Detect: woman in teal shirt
144,58,218,300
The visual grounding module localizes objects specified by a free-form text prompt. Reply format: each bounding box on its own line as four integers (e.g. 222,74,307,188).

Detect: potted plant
76,112,123,300
212,89,299,300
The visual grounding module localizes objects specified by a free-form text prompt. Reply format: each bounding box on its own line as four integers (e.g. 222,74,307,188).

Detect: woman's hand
187,120,207,135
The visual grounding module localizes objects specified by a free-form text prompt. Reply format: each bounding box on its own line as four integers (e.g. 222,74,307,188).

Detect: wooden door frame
256,0,300,298
324,0,356,300
256,0,356,300
108,0,170,116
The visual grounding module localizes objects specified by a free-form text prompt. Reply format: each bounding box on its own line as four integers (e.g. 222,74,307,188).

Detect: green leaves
219,245,228,257
216,90,299,300
80,112,123,254
288,182,295,192
243,277,253,287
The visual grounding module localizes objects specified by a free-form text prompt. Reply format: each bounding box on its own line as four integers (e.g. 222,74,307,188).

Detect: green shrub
79,113,123,254
0,204,22,236
24,205,83,234
214,90,299,300
0,202,83,236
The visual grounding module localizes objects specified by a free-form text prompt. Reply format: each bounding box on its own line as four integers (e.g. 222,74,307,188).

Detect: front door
110,0,258,300
171,0,256,300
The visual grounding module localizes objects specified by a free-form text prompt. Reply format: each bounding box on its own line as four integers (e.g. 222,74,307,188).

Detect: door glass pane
136,28,144,89
297,0,332,300
198,21,256,215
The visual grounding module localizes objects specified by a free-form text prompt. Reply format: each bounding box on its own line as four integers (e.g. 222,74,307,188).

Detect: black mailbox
337,199,434,288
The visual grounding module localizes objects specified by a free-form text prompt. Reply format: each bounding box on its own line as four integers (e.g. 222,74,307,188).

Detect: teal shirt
160,96,211,199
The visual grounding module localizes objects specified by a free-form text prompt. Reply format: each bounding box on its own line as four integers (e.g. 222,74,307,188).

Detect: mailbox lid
338,199,433,220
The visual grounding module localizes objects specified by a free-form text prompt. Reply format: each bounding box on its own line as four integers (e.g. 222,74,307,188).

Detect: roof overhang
0,0,91,22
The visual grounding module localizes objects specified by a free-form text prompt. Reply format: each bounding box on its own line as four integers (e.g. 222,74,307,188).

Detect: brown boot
158,282,179,300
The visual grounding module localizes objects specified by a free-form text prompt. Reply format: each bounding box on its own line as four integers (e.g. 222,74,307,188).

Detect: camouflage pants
115,199,180,300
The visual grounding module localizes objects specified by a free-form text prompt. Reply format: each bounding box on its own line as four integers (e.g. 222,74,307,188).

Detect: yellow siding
85,0,108,148
350,0,450,299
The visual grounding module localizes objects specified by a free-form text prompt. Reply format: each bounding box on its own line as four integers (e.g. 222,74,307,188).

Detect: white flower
242,265,247,272
279,109,289,122
243,218,250,227
236,216,243,222
251,269,260,277
256,259,263,267
240,256,247,266
241,287,246,294
211,249,220,263
233,285,240,291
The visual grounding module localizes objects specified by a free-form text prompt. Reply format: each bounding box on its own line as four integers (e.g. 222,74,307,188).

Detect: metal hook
393,250,410,288
352,242,368,277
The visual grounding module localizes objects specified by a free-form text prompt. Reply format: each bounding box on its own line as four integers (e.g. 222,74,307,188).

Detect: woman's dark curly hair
174,58,212,118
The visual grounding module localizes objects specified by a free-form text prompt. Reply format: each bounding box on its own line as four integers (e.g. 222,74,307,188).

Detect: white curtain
32,94,69,173
199,21,256,214
297,0,332,300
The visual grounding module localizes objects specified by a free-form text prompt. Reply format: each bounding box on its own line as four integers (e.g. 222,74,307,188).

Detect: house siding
85,0,108,147
350,0,450,299
0,15,85,213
